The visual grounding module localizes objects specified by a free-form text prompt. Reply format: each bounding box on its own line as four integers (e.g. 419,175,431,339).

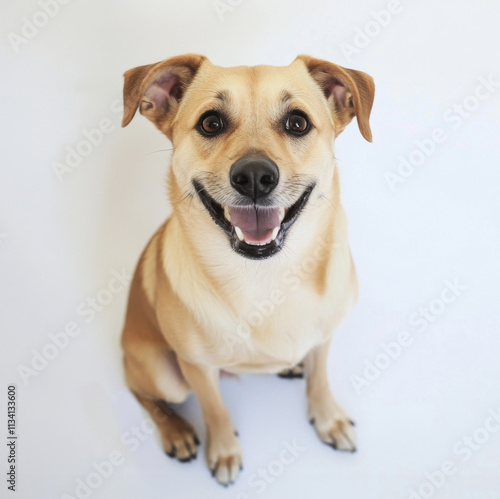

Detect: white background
2,0,500,498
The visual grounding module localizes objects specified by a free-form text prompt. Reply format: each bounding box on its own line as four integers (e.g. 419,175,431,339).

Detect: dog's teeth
271,226,280,241
278,207,285,222
235,226,244,241
224,206,231,222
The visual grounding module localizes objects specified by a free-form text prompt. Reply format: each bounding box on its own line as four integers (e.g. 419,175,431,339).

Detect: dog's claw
211,463,219,477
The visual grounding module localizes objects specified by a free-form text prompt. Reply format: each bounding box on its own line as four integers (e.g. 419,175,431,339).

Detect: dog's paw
310,414,356,453
162,413,199,462
277,362,304,379
208,430,243,486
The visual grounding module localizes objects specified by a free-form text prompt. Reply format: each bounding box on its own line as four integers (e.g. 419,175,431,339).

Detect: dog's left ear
121,54,207,133
297,55,375,142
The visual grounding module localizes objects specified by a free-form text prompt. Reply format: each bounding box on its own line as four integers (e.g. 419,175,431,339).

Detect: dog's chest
212,269,337,373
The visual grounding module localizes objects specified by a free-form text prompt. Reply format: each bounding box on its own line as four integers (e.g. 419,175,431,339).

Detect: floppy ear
121,54,207,132
297,55,375,142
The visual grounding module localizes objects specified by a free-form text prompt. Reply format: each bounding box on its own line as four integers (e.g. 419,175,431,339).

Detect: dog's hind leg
122,237,200,462
132,392,199,462
277,362,304,379
124,349,199,462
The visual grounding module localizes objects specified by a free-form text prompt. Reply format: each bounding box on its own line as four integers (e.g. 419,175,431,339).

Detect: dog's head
122,54,374,259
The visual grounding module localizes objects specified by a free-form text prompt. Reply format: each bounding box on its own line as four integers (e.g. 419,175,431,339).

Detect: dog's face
122,55,374,259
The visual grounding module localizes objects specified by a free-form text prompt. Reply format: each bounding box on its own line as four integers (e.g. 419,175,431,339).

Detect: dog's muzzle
193,156,315,260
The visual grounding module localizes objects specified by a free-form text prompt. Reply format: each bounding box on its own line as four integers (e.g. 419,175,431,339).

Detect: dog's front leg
304,339,356,452
178,359,242,486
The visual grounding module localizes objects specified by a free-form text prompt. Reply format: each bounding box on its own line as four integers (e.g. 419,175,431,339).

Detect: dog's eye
285,112,310,136
198,113,224,136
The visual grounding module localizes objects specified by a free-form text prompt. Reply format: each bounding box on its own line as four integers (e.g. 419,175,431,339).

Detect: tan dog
120,54,374,486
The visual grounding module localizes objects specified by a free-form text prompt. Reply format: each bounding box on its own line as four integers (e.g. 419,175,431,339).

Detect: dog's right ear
121,54,207,132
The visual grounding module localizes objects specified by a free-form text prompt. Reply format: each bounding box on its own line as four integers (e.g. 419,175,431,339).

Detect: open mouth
193,181,315,259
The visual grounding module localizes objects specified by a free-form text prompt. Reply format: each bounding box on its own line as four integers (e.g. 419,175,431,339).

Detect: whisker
147,148,174,155
172,178,196,205
319,194,339,214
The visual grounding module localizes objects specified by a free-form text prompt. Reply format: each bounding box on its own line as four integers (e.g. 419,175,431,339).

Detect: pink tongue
229,206,280,243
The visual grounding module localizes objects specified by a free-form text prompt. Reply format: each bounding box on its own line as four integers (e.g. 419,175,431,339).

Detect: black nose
229,156,279,201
